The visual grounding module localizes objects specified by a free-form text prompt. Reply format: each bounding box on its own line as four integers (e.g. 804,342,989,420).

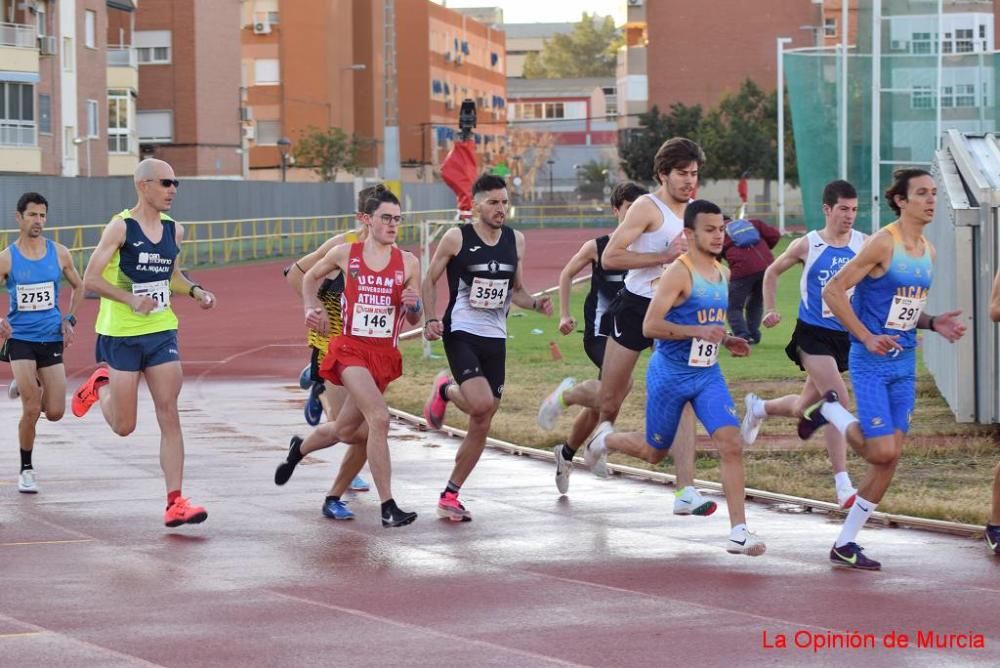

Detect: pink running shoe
437,491,472,522
424,371,451,430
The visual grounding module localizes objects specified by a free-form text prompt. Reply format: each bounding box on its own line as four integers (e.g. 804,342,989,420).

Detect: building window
0,82,36,146
36,2,47,37
63,37,73,70
64,127,74,159
85,10,96,48
954,83,976,107
824,18,837,38
911,85,934,110
108,89,130,153
545,102,564,119
254,59,280,85
910,32,932,54
256,120,280,145
135,30,171,65
941,85,953,108
38,94,50,134
86,99,98,137
955,28,974,53
137,110,173,143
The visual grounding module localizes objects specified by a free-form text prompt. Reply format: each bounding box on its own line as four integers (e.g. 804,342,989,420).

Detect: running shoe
298,364,312,390
673,487,717,516
322,498,355,520
537,377,575,431
164,497,208,527
349,475,371,492
830,542,881,570
382,505,418,528
274,436,304,486
304,382,324,426
17,469,37,494
437,490,472,522
553,443,574,495
740,393,764,445
985,524,1000,556
71,366,109,418
8,378,18,400
726,530,767,557
583,421,612,478
837,487,858,509
797,390,839,440
423,371,451,430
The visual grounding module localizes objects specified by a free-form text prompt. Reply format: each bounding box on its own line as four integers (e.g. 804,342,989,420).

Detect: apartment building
616,0,647,133
135,0,241,177
0,0,140,176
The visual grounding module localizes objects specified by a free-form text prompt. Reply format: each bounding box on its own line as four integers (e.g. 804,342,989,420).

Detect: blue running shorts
848,344,916,439
645,352,739,450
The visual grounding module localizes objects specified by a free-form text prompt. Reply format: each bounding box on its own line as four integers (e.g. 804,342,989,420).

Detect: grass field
385,240,999,526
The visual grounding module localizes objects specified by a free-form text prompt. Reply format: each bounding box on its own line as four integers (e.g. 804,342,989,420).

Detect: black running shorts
442,329,506,398
0,338,64,369
785,319,851,373
606,289,653,352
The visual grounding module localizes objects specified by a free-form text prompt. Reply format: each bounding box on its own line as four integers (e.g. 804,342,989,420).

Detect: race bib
821,287,855,319
469,277,508,309
351,303,394,338
884,295,925,331
132,280,171,313
16,281,55,312
688,338,719,367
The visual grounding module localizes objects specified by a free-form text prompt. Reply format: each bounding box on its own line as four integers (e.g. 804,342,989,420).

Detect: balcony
107,45,138,90
0,23,39,74
0,121,35,147
0,121,40,173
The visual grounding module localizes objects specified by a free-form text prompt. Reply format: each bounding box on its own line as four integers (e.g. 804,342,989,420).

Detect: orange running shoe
72,367,109,417
164,497,208,527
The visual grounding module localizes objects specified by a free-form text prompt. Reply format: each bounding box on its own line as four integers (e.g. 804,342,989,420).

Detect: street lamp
277,136,291,182
73,136,94,177
547,158,555,201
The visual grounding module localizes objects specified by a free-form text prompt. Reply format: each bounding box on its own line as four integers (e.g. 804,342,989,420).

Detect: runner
535,182,644,492
422,174,553,521
741,180,864,508
541,137,715,514
273,185,423,528
798,169,966,570
581,200,766,556
71,159,217,528
985,267,1000,555
0,192,84,494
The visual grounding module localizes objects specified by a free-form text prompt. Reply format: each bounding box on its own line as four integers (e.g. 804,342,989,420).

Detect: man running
536,182,647,458
741,180,864,508
71,159,217,527
422,173,553,521
798,169,966,570
1,192,84,494
984,267,1000,555
582,200,766,556
273,185,423,528
542,137,714,514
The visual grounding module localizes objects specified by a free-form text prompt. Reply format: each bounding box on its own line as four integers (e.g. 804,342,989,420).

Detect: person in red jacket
720,217,780,344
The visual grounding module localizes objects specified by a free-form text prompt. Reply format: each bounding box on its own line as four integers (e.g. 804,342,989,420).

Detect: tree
522,13,622,79
618,103,703,183
507,126,556,201
294,126,365,182
697,79,797,196
575,158,615,201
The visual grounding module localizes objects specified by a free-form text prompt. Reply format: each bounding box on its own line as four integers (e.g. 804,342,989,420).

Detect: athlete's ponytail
361,184,400,215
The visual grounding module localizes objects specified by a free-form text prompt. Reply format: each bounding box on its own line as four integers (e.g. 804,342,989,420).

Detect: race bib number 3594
688,338,719,367
884,295,925,331
132,280,171,313
351,303,395,338
16,281,55,312
469,277,508,309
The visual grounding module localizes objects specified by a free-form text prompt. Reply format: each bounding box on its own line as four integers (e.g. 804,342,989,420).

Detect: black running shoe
382,506,418,528
797,390,839,440
274,436,303,486
830,542,881,571
986,524,1000,556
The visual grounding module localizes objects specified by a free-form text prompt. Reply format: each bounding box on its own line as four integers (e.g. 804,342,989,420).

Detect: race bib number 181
16,281,55,312
688,338,719,367
132,280,171,313
884,295,924,331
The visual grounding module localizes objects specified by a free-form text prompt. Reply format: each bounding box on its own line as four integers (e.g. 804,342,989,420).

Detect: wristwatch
64,314,77,326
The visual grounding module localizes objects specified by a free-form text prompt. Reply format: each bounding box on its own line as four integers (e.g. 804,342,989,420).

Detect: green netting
785,0,999,231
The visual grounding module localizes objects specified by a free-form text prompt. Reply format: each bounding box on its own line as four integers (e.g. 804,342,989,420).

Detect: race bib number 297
884,295,925,331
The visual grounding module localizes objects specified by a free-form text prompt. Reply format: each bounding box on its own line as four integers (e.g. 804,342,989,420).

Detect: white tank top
623,193,684,298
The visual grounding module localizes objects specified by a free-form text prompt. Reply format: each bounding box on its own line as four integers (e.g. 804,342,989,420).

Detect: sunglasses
145,178,180,188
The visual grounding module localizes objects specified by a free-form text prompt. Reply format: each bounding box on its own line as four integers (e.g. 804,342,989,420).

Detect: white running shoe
8,378,19,400
741,393,764,445
673,487,718,516
553,444,574,494
726,529,766,556
537,377,575,431
837,487,858,509
18,469,37,494
583,421,612,478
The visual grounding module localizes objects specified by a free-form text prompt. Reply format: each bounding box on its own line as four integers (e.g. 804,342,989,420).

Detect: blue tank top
655,255,728,367
798,229,866,330
852,223,933,350
5,239,62,343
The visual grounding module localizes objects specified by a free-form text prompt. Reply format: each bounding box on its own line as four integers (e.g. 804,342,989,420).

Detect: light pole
776,36,792,234
547,159,555,201
73,136,93,177
277,136,291,182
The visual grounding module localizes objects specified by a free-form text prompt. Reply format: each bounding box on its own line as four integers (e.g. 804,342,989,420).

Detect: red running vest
340,242,407,347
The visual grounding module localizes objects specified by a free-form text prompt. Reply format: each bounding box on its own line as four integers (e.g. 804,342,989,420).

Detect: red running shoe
72,367,109,417
164,497,208,527
423,371,451,430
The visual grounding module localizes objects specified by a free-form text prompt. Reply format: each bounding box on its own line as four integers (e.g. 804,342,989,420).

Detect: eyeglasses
145,178,180,188
377,214,403,225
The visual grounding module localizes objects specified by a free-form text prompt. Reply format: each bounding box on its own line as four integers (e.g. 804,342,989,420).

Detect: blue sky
434,0,626,24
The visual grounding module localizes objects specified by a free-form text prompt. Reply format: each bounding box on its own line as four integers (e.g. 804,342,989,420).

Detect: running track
2,228,998,666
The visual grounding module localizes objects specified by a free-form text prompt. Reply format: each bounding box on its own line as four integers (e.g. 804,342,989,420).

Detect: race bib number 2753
16,281,55,312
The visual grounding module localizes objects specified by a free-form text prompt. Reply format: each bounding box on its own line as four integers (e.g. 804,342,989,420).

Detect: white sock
820,401,858,434
834,471,853,490
729,523,748,539
834,495,877,548
751,396,768,419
